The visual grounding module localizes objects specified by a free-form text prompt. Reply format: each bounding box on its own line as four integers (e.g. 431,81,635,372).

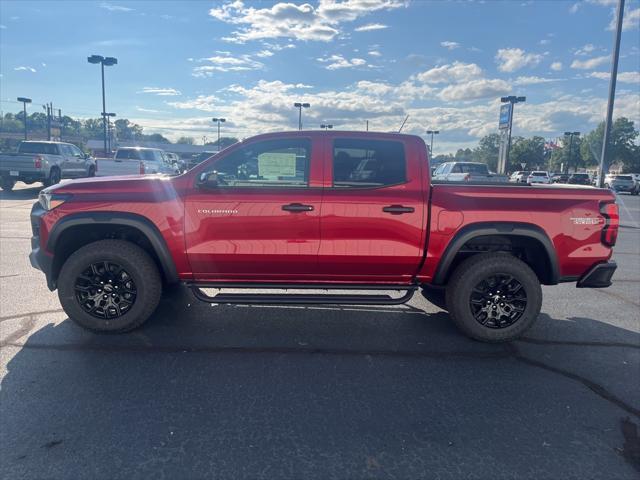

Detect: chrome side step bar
187,283,417,306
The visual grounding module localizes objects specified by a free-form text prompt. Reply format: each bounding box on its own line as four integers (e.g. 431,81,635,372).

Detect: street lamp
212,117,226,149
87,54,118,155
105,112,116,153
320,124,333,130
16,97,32,140
426,130,439,157
563,131,580,174
294,102,310,130
500,96,526,171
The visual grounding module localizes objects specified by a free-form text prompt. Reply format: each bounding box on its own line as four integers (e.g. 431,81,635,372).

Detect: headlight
39,192,72,211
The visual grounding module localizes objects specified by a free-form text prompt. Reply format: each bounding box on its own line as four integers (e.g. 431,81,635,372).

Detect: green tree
510,136,546,171
205,136,239,149
176,136,196,145
549,137,584,173
454,148,473,161
581,117,639,172
471,134,500,171
114,119,143,141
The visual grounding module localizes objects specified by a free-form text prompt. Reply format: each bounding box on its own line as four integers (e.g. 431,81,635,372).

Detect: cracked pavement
1,184,639,479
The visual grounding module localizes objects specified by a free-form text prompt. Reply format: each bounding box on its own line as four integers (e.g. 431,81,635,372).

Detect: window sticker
258,152,297,178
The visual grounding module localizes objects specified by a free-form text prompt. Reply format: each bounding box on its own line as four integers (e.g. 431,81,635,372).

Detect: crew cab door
184,136,322,280
317,136,426,282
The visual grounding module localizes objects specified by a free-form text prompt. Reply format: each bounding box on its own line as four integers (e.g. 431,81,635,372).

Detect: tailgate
96,158,141,177
0,154,40,172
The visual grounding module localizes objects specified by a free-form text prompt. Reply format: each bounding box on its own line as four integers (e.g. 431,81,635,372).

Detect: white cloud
354,23,388,32
495,48,543,72
368,50,382,57
139,87,182,96
574,43,596,55
439,79,511,102
617,7,640,31
14,66,36,73
209,0,405,43
589,71,640,83
135,106,164,113
440,41,460,50
539,39,551,45
192,52,264,76
99,2,134,12
318,54,368,70
513,76,563,85
569,2,580,14
0,24,6,29
415,62,482,84
255,49,274,57
551,61,563,71
570,55,609,69
167,95,220,112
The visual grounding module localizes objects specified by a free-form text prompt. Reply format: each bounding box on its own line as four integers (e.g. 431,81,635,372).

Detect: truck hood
44,175,181,198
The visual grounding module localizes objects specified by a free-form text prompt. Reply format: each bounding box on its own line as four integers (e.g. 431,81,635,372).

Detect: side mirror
198,171,219,189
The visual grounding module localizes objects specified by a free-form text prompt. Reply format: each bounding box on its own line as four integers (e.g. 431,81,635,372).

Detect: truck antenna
398,115,409,133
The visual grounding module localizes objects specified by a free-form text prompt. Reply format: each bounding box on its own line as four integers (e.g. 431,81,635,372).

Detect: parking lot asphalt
0,183,639,479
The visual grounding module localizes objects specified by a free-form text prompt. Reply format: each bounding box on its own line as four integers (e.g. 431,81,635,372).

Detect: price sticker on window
258,152,297,178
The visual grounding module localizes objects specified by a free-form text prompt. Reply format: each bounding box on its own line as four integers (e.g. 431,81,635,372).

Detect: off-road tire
58,240,162,333
0,177,15,191
445,253,542,343
88,165,96,177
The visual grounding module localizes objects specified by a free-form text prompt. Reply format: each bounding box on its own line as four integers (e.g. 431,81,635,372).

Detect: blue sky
1,0,639,153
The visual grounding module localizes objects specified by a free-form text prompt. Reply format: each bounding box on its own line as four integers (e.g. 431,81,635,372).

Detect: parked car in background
509,171,530,183
30,131,619,343
629,173,640,194
187,151,217,170
432,162,508,182
97,147,178,177
605,174,636,194
568,173,592,185
527,171,551,184
0,141,95,191
551,173,569,183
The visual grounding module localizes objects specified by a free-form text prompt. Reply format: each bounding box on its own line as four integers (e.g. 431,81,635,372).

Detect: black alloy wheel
74,261,137,319
469,274,527,329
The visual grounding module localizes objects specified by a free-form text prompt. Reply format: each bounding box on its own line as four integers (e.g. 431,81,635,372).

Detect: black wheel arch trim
47,212,179,284
432,222,559,285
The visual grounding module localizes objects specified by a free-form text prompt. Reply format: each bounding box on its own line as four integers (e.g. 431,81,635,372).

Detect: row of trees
432,117,639,174
0,112,238,151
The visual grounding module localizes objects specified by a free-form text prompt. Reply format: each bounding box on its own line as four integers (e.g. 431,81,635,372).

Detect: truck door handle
382,205,415,214
282,203,314,212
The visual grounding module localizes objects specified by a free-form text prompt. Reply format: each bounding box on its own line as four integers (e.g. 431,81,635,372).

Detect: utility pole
598,0,625,187
366,120,369,131
426,130,439,158
17,97,32,140
294,102,310,130
212,118,226,149
564,132,580,173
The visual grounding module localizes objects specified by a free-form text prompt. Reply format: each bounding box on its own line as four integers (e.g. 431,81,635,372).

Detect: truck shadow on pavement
0,185,42,201
1,286,639,479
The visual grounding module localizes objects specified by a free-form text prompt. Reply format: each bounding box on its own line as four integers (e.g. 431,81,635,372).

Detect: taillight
139,161,145,174
600,201,619,247
34,155,43,169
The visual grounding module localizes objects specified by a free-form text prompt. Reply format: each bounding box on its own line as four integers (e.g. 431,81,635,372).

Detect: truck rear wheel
1,177,15,192
57,240,162,333
445,253,542,343
44,167,61,187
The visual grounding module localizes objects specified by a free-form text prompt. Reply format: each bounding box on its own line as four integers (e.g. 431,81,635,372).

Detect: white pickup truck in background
96,147,179,177
432,161,509,182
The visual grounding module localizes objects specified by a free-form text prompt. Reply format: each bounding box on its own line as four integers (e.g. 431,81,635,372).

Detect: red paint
38,131,616,286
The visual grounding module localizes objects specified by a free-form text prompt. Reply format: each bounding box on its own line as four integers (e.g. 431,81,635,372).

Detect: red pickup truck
29,131,619,342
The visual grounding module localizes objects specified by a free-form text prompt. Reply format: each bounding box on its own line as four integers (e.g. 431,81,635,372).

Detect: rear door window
332,138,406,187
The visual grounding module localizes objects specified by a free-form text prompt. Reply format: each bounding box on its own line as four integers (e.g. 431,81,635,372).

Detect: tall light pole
87,55,118,155
17,97,32,140
294,102,310,130
212,117,226,150
500,96,526,172
564,131,580,174
320,124,333,130
105,113,116,153
426,130,439,158
599,0,625,187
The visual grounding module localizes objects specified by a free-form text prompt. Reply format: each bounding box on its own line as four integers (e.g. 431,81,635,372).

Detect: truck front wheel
57,240,162,333
445,253,542,342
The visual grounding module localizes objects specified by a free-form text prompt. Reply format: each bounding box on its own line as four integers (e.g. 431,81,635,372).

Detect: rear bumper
1,169,47,182
29,202,56,290
577,261,617,288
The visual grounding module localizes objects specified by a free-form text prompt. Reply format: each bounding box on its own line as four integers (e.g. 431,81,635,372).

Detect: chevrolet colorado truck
29,131,619,342
0,141,95,191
